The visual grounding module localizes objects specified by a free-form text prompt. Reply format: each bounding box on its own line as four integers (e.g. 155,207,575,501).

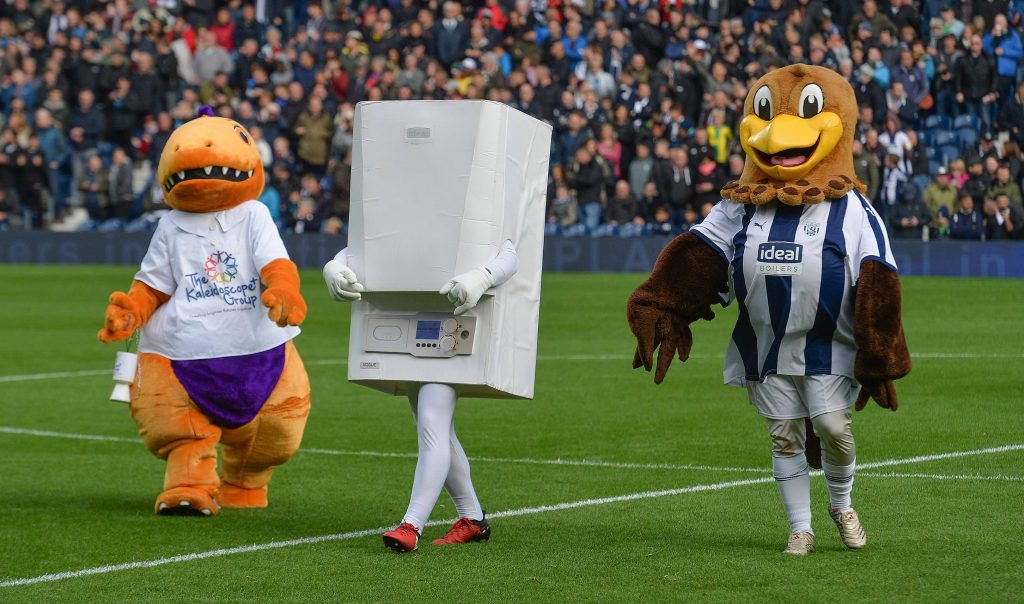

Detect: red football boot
432,515,491,545
383,523,420,552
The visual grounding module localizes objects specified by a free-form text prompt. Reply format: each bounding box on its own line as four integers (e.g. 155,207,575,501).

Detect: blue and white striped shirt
690,190,896,387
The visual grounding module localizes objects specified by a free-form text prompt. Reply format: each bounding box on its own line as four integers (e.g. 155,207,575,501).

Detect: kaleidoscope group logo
204,250,238,283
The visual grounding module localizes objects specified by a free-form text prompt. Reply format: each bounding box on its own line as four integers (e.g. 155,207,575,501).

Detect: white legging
401,383,484,530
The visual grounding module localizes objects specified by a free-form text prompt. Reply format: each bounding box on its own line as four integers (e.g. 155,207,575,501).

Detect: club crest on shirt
802,221,821,237
756,242,803,275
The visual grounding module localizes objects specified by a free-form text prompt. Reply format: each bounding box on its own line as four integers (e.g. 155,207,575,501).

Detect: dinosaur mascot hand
98,292,140,343
855,379,899,411
97,281,170,343
260,258,307,327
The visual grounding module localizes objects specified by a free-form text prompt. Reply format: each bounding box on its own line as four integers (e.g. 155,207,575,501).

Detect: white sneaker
783,531,816,555
830,507,867,549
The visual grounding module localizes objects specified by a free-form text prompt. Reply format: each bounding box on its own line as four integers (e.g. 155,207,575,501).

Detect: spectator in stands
193,29,234,85
985,192,1024,239
289,173,329,234
988,165,1024,204
0,187,17,230
963,156,992,204
853,139,881,201
932,34,963,118
627,141,654,200
949,192,984,240
603,180,643,236
925,166,959,226
78,154,109,221
567,146,607,232
982,14,1022,100
954,34,999,133
67,89,104,208
14,134,46,229
949,158,969,189
546,182,578,235
294,96,333,175
854,64,887,121
108,147,134,220
890,182,931,239
34,108,68,221
998,81,1024,148
657,147,694,228
891,48,930,109
692,153,724,218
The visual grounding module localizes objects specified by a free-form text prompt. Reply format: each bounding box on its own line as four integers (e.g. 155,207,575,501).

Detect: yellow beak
740,112,843,181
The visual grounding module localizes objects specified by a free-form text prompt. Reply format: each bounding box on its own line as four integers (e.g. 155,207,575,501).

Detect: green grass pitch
0,265,1022,602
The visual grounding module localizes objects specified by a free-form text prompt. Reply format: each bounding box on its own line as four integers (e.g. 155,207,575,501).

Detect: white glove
439,268,495,315
323,259,365,302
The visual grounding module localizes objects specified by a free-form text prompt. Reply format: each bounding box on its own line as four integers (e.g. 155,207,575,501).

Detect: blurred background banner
2,232,1022,277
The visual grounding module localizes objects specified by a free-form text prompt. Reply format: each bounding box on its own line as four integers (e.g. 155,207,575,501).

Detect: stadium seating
953,114,982,131
931,130,956,149
924,114,952,131
937,144,961,166
956,127,979,151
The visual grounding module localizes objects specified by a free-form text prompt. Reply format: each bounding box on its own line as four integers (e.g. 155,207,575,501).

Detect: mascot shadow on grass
98,107,310,516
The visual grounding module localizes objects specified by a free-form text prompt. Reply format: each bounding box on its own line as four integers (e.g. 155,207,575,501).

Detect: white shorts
745,374,859,420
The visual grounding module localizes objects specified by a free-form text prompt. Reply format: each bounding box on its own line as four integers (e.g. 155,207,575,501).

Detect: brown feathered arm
852,259,912,411
627,232,729,383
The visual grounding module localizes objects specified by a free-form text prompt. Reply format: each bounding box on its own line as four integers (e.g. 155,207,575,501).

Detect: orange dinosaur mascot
98,107,310,516
628,65,911,554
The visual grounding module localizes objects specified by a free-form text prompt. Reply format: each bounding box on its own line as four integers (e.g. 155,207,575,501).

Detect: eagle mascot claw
627,65,911,552
98,107,310,516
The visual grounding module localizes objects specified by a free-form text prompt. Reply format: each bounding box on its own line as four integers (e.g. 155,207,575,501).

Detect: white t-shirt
690,191,897,387
135,200,300,360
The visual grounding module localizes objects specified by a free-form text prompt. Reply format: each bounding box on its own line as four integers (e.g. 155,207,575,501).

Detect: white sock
444,430,484,521
401,383,458,529
773,454,813,534
822,457,856,511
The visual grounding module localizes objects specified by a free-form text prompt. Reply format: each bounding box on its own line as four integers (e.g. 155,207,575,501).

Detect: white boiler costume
325,100,550,534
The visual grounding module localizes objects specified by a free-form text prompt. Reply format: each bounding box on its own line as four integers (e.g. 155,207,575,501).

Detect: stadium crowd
1,0,1024,241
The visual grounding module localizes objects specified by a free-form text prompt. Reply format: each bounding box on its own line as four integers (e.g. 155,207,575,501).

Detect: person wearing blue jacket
948,193,985,240
983,14,1023,100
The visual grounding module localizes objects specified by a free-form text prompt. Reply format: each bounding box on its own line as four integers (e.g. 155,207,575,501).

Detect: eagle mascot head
721,64,866,206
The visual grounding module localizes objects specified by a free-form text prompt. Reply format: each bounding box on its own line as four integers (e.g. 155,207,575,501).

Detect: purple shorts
171,344,286,429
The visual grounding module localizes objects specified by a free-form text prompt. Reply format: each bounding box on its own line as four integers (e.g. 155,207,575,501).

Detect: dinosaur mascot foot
218,483,269,509
155,486,220,516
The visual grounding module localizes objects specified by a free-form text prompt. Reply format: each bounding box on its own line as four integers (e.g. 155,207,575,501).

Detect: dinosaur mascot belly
627,65,911,554
98,108,310,516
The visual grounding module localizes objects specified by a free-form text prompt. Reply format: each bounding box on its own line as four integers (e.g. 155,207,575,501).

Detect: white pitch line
0,427,771,474
854,443,1024,470
3,350,1021,383
0,476,775,588
303,446,769,474
858,471,1024,482
0,427,138,443
4,441,1022,589
0,369,109,383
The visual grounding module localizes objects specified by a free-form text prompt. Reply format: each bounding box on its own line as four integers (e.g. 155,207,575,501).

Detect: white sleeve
133,219,176,295
251,202,290,271
850,193,898,284
485,239,519,286
688,199,745,265
332,247,350,265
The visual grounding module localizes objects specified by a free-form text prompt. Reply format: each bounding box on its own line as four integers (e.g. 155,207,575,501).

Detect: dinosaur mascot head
721,64,866,206
157,107,264,213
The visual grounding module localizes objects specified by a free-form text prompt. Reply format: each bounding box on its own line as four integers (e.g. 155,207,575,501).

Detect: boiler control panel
364,313,477,358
